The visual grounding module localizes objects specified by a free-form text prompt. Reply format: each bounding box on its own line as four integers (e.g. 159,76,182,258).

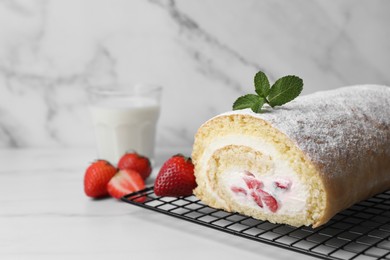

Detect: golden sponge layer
192,114,325,227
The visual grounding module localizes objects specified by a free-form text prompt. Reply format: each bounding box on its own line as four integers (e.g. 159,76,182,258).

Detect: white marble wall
0,0,389,149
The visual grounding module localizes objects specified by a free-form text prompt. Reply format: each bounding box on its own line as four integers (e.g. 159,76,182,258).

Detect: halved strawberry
107,169,146,201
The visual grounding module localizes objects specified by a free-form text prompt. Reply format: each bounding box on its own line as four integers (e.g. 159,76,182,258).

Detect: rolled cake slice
192,85,390,228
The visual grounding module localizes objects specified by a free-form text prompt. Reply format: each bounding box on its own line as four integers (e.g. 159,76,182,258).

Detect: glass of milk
88,84,162,165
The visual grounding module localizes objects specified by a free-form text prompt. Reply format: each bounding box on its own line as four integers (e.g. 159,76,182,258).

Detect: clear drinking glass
88,84,162,165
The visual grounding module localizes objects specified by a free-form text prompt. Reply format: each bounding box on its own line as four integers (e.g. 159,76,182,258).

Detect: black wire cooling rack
122,188,390,260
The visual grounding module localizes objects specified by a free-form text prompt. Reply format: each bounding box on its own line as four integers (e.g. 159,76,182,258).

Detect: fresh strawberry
107,169,145,201
117,152,152,180
84,160,117,198
154,154,196,197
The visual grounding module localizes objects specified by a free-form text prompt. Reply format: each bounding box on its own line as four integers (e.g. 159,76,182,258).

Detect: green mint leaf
267,75,303,107
233,94,266,113
254,71,270,97
233,94,260,110
250,96,266,113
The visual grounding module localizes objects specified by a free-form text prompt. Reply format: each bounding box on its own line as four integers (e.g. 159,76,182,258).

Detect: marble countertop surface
0,148,316,260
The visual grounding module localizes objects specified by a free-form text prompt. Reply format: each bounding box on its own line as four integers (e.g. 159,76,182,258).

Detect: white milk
89,97,160,164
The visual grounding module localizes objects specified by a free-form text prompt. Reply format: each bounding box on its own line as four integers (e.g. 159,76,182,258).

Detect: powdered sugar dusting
220,85,390,179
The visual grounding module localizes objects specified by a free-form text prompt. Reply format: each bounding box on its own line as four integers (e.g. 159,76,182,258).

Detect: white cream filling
223,170,306,214
199,134,308,215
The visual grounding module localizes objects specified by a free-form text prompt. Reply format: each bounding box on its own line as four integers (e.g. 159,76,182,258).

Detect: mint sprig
233,71,303,113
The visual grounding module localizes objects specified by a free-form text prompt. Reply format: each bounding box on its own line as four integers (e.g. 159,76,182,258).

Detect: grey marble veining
0,0,389,150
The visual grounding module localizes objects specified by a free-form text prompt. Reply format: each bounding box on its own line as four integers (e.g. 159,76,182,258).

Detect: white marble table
0,148,316,260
